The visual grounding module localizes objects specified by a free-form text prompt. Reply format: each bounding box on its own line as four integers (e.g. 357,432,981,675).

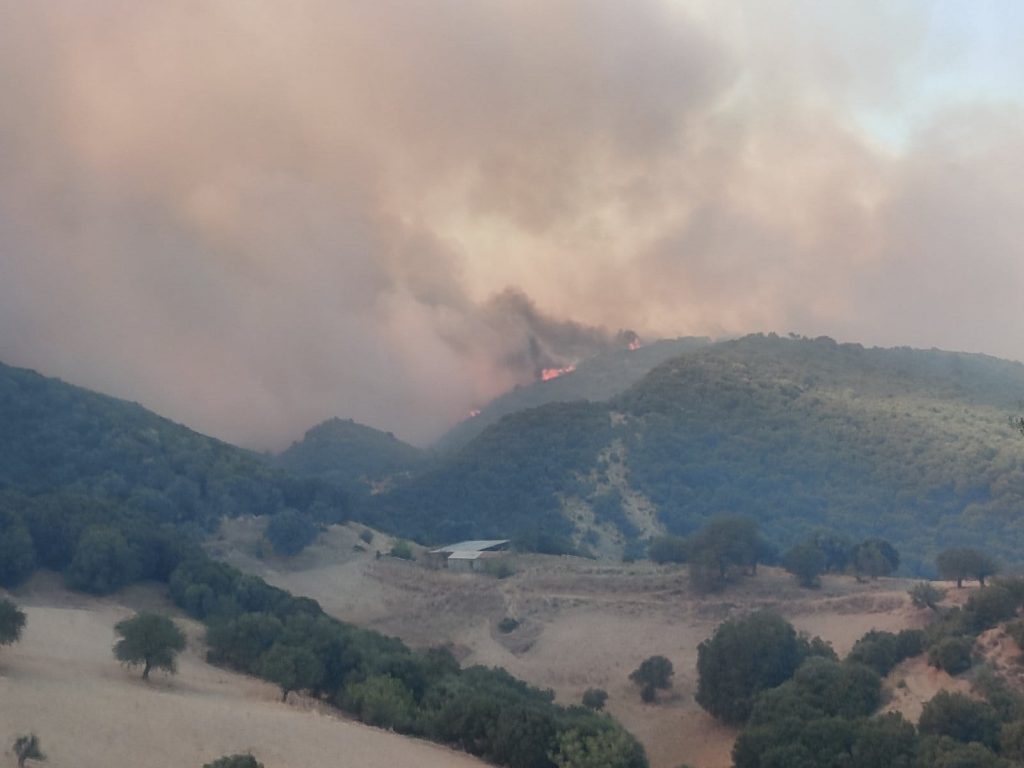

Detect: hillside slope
436,337,710,451
375,335,1024,572
0,361,348,530
274,417,424,494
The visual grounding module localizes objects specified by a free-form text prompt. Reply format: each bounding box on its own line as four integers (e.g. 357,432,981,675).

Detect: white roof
430,539,510,554
447,550,487,560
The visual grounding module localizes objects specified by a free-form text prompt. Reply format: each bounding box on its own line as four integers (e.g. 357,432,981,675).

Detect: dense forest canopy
4,333,1024,574
274,417,424,495
374,335,1024,573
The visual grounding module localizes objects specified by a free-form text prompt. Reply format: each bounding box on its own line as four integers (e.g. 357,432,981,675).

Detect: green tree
342,674,416,730
630,655,674,702
0,598,27,648
389,540,415,560
550,727,647,768
928,637,974,675
113,612,186,680
647,535,688,564
13,734,45,768
852,539,899,581
1001,720,1024,763
937,548,1000,588
783,542,827,588
687,517,765,592
264,509,317,556
0,512,36,588
203,755,263,768
909,582,946,611
919,691,1001,750
696,611,808,724
966,585,1018,630
65,525,138,594
259,643,323,701
581,688,608,711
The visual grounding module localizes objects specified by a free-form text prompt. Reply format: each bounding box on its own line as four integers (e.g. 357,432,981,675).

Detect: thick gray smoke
1,1,1022,447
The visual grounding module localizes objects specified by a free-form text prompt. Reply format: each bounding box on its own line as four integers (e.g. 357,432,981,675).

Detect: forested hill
0,361,348,531
374,335,1024,573
435,336,711,451
274,417,424,493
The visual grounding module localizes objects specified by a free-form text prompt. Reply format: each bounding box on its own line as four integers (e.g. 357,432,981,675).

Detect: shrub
928,637,974,675
909,581,946,611
630,656,674,692
0,598,27,648
847,629,925,676
1006,619,1024,648
388,540,414,560
12,734,45,768
359,529,374,544
696,611,808,724
782,541,827,588
0,513,36,588
342,674,416,731
919,691,1001,750
497,617,520,633
647,535,688,564
484,560,516,579
264,509,317,556
203,755,263,768
966,585,1018,631
581,688,608,711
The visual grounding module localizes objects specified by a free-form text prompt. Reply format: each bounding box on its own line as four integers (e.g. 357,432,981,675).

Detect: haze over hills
437,337,712,451
0,359,350,532
372,335,1024,574
4,334,1024,576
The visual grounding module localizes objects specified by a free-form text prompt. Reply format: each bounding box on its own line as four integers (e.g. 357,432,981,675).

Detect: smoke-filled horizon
2,1,1024,448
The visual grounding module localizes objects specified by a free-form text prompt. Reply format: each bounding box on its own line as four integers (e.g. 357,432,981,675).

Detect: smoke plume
0,1,1022,446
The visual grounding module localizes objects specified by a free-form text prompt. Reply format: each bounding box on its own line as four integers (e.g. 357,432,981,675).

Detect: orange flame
467,408,481,418
541,364,576,381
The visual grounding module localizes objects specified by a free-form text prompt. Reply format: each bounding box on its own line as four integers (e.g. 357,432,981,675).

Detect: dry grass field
211,519,945,768
0,573,489,768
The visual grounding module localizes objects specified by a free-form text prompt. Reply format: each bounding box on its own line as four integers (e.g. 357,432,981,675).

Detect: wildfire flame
541,364,576,381
628,337,642,351
467,408,481,418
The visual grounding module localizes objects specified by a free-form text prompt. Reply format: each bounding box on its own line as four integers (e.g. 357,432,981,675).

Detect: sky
2,1,1024,448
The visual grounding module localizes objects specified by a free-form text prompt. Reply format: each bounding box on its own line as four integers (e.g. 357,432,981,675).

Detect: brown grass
0,573,488,768
212,519,938,768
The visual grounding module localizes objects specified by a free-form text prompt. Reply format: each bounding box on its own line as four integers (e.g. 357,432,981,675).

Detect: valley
211,519,945,768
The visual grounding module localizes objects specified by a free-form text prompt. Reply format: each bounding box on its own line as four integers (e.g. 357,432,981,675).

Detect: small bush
388,540,414,560
204,755,264,768
497,617,520,633
929,636,974,675
483,559,516,579
909,581,946,610
1006,619,1024,648
966,585,1018,631
631,655,673,702
648,535,688,564
265,510,317,557
582,688,608,710
359,529,374,544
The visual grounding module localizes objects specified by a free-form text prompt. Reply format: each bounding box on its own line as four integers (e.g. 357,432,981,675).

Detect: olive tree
113,612,186,679
13,734,45,767
0,598,27,649
630,655,674,702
